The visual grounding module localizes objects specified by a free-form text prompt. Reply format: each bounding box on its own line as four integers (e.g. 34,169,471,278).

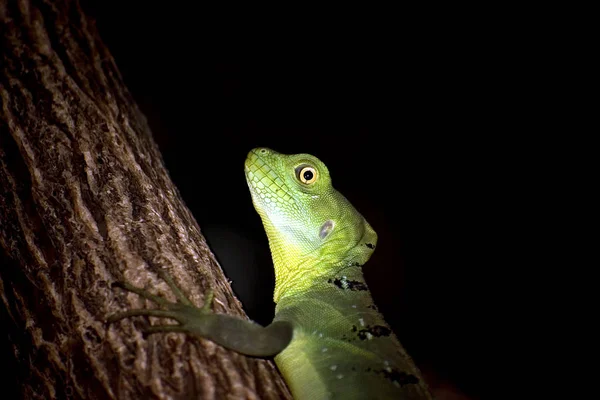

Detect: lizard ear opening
319,220,334,240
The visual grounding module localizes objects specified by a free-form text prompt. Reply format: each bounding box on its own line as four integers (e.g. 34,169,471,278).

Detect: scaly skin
245,148,431,399
108,148,432,399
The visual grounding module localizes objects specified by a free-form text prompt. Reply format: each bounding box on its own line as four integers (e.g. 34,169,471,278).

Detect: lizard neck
268,222,378,303
273,261,366,305
272,256,340,304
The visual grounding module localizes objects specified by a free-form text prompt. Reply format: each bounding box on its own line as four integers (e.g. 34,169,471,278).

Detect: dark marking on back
357,325,392,340
367,304,379,312
341,325,360,342
369,325,391,337
365,243,375,249
328,277,368,291
380,368,420,387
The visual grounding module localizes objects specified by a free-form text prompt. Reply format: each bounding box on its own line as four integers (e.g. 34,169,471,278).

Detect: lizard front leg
107,269,293,357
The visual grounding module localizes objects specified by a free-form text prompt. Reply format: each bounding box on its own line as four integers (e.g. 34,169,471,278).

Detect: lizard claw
107,269,214,329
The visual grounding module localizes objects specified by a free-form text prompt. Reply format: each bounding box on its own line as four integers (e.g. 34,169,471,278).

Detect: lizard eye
295,165,318,185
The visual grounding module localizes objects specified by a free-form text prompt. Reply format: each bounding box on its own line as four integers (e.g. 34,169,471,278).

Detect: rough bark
0,0,291,398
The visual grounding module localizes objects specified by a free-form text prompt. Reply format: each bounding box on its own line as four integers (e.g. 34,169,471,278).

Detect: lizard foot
107,268,214,336
107,268,292,356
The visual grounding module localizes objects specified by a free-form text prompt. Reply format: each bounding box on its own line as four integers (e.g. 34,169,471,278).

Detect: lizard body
109,148,432,399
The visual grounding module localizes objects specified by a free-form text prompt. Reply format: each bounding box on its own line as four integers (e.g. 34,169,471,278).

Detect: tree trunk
0,0,291,398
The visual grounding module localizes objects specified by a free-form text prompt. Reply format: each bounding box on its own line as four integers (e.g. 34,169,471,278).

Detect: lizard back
274,265,431,400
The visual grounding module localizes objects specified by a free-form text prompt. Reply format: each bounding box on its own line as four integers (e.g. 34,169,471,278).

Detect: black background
77,3,534,398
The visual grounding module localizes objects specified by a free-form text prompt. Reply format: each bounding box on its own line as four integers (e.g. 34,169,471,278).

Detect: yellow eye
296,165,318,184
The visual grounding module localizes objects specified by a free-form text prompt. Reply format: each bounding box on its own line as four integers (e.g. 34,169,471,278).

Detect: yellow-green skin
244,148,431,399
109,148,432,400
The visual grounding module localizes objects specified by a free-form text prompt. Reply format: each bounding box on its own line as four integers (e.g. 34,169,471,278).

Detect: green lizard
108,148,432,399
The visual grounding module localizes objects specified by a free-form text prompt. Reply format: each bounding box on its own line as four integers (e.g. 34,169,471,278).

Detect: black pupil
303,170,314,181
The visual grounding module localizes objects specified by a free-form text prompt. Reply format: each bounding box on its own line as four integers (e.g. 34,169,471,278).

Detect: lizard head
245,148,377,301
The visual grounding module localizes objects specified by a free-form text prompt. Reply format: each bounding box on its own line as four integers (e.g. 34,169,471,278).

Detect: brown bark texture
0,0,291,399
